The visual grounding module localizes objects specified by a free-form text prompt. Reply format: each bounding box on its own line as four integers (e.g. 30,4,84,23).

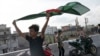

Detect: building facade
45,26,57,34
0,24,19,54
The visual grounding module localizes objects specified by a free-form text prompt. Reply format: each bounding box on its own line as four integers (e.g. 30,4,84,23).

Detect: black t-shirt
25,35,45,56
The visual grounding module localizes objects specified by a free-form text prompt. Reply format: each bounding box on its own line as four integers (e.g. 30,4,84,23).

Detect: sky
0,0,100,33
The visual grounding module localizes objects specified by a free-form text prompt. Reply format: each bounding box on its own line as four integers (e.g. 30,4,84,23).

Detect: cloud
48,14,78,28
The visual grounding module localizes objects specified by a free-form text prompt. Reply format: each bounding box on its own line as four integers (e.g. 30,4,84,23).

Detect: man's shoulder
25,35,32,41
25,35,32,39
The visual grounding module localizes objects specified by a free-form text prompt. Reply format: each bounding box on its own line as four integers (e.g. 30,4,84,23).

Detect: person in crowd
55,29,65,56
76,28,92,54
98,24,100,34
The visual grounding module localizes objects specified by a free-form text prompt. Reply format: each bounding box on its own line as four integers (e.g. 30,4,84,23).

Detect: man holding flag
12,13,51,56
12,2,90,56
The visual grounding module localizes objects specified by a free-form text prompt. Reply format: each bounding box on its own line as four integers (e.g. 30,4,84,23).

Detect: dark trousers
58,46,65,56
98,29,100,34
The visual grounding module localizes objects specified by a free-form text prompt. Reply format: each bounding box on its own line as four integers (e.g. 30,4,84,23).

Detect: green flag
17,12,46,21
58,2,90,15
17,9,62,21
17,2,90,21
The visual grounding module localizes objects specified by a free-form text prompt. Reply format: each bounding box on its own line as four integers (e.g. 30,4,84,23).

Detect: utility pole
75,17,79,31
85,17,88,36
75,17,79,36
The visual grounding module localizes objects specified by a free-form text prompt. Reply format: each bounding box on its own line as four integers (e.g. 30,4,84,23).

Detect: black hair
54,31,57,34
98,24,100,26
58,29,62,33
29,24,39,32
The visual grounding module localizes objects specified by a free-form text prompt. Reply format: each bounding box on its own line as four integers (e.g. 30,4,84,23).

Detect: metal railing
0,48,30,56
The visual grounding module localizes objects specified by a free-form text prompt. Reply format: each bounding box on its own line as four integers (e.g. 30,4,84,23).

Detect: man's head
98,24,100,26
54,31,57,35
58,29,62,35
29,24,39,37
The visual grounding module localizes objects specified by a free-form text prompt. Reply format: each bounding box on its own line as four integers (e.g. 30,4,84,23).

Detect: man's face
29,29,37,37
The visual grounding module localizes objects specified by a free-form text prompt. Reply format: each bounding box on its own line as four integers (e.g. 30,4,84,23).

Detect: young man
76,28,90,54
55,29,65,56
12,13,50,56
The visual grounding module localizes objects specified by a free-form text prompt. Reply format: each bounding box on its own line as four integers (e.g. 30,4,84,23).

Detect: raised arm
12,20,25,38
41,13,50,39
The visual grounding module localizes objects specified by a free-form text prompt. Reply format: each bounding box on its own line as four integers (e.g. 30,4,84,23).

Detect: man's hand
41,13,50,39
12,20,17,25
12,20,25,38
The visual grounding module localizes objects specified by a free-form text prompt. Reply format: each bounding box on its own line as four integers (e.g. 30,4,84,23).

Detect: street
51,34,100,56
0,34,100,56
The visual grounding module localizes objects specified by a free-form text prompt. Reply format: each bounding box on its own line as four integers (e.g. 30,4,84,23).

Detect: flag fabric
17,12,46,21
58,2,90,15
17,9,62,21
17,2,90,21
